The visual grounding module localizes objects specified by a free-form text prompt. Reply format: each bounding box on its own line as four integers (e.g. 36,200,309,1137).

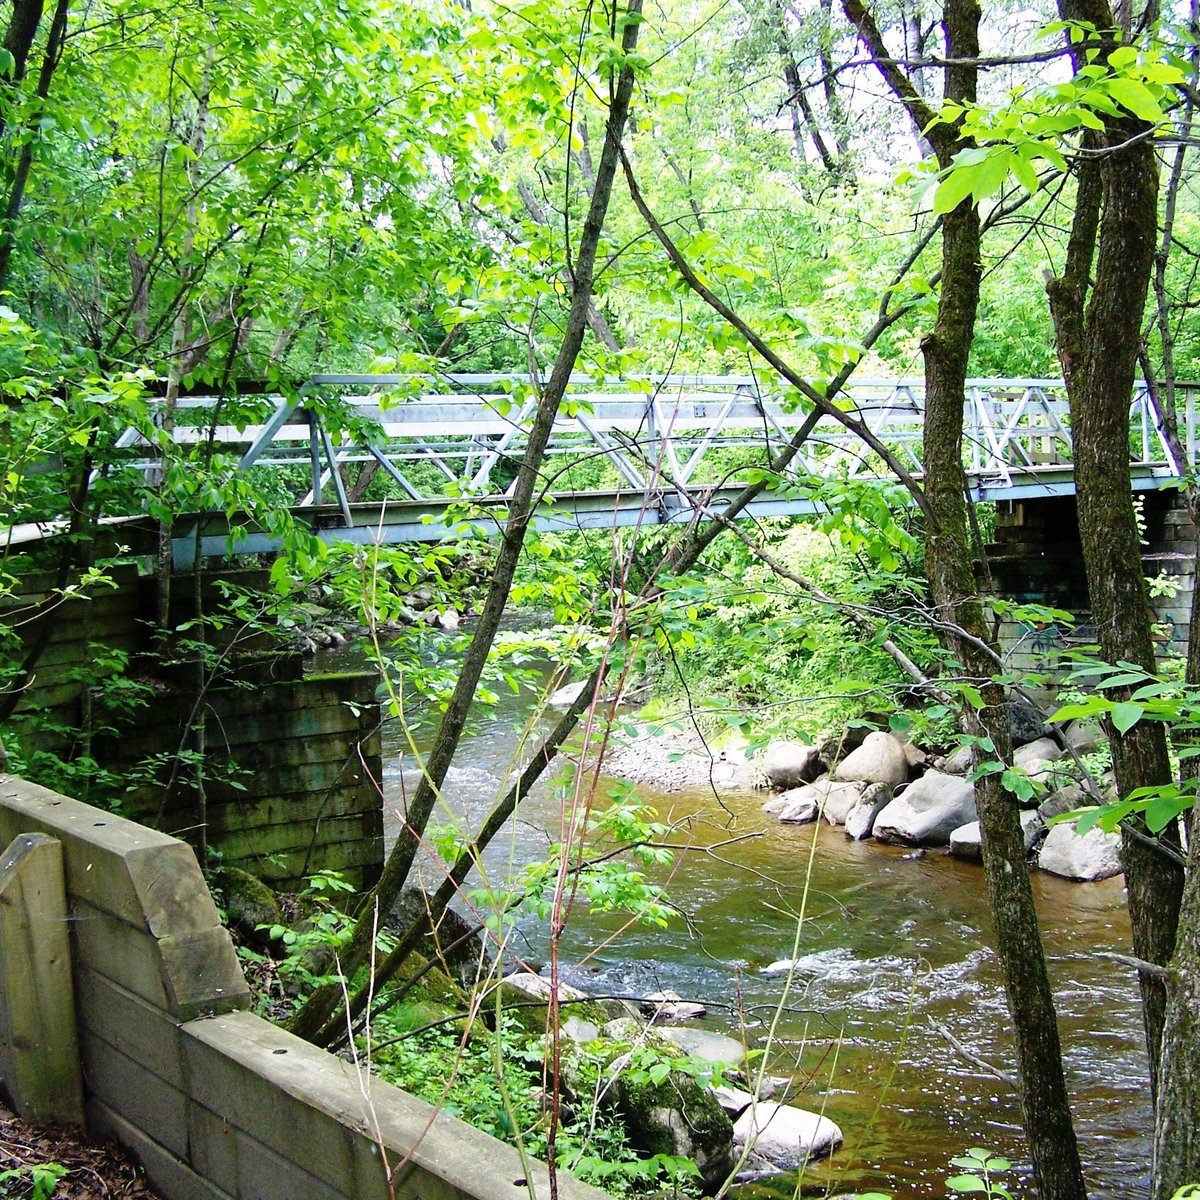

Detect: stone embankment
758,715,1123,881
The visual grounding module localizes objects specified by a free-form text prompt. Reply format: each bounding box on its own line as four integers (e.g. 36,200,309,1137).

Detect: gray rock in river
763,741,824,790
940,742,975,776
1038,782,1090,823
948,809,1044,861
1038,820,1124,881
1014,736,1064,769
656,1026,746,1067
818,780,868,826
833,730,908,787
1064,718,1103,754
843,782,893,840
773,787,821,824
641,990,707,1022
731,1100,843,1173
873,770,977,846
767,778,863,826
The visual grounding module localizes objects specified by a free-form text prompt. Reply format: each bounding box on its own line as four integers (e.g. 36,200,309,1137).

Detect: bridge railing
122,375,1199,521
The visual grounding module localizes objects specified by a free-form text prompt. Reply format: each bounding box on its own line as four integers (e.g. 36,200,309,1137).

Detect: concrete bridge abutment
985,489,1196,680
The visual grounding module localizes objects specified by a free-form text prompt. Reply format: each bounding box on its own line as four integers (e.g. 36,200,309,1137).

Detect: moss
391,950,468,1013
613,1068,733,1187
490,982,611,1036
218,867,282,947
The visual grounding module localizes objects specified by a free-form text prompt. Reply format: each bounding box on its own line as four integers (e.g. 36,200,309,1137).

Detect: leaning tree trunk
288,0,645,1046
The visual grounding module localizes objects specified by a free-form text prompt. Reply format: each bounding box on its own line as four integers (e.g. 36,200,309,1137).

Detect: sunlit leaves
929,23,1185,215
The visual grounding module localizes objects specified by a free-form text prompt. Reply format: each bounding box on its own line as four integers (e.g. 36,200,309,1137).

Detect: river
330,650,1150,1200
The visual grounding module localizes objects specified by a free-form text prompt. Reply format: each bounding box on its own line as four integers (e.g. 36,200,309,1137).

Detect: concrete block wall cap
0,776,222,935
183,1011,610,1200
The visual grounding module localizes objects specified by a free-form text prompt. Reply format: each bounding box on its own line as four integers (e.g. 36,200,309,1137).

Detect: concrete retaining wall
2,566,384,891
988,491,1196,676
0,775,604,1200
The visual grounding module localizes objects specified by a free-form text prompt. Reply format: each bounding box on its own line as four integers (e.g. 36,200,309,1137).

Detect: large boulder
1064,719,1103,754
1006,700,1046,746
656,1026,746,1068
388,888,492,987
218,867,282,950
1038,821,1123,881
833,731,909,787
1038,782,1089,823
491,972,611,1035
873,771,977,846
770,779,864,826
1014,737,1064,769
818,780,868,826
818,719,882,767
940,743,975,776
948,809,1045,862
731,1100,843,1174
763,741,824,790
613,1065,734,1188
843,782,893,840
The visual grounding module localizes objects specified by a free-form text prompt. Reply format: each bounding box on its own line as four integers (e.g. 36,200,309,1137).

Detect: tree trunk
288,0,645,1046
839,0,1089,1191
1153,797,1200,1196
0,0,67,292
1047,0,1184,1100
917,6,1088,1195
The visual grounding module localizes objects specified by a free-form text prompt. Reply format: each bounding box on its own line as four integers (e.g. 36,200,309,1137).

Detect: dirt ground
0,1105,160,1199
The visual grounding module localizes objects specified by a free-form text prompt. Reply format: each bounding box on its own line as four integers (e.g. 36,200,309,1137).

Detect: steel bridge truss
137,375,1194,522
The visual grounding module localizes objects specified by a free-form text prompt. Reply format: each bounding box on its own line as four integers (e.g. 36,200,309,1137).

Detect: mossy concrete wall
2,566,383,891
987,491,1195,678
0,776,605,1200
95,672,384,892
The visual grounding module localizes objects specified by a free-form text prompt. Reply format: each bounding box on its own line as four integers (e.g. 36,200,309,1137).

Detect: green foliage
927,22,1186,215
852,1147,1015,1199
239,871,363,1017
945,1147,1015,1198
1046,657,1200,835
651,519,931,737
371,1016,699,1197
0,1162,68,1200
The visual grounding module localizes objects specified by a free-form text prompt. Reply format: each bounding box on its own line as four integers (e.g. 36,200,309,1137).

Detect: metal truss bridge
114,374,1198,564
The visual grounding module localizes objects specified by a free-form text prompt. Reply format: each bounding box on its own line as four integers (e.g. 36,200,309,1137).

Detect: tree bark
1154,797,1200,1196
845,0,1088,1193
288,0,644,1045
0,0,67,292
1047,0,1184,1101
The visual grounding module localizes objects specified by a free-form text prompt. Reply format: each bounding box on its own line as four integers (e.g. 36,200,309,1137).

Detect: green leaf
932,166,978,215
1009,151,1039,194
946,1176,989,1193
1111,702,1144,734
1105,76,1165,123
1048,699,1106,723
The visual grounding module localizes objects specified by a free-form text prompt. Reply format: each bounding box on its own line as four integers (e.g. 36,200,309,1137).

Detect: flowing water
328,650,1150,1199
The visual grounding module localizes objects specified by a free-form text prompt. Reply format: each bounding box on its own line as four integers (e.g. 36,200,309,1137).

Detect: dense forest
3,0,1200,1196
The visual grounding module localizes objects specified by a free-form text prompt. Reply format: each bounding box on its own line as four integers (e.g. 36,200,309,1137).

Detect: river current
325,650,1150,1199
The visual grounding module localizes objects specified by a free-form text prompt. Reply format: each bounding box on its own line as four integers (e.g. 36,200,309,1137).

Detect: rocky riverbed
605,706,1123,883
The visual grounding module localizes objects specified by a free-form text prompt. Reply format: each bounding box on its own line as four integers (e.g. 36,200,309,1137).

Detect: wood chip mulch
0,1105,162,1199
